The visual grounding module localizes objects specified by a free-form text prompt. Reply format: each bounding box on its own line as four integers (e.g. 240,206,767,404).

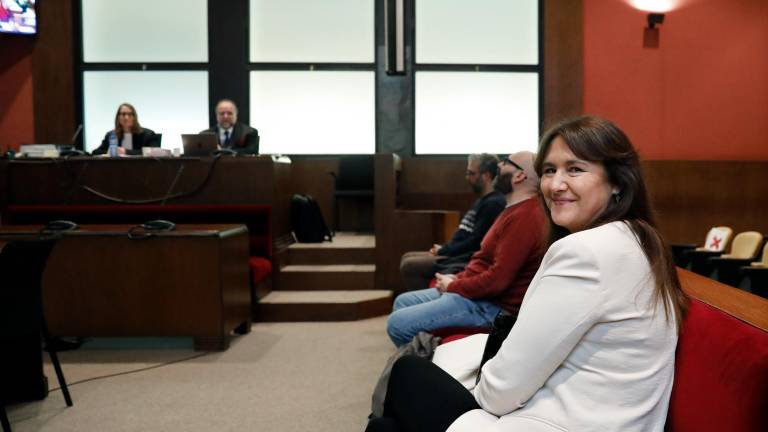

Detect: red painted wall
583,0,768,160
0,36,35,153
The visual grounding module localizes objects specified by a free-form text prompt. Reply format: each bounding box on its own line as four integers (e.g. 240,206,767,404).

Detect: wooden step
256,290,393,321
288,247,375,265
288,232,375,265
279,264,375,290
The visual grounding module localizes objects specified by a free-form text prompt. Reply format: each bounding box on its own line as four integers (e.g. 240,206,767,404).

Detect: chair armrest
741,266,768,274
709,257,755,267
687,250,723,258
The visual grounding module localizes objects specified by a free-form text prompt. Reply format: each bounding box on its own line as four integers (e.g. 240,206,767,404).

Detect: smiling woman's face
540,136,614,233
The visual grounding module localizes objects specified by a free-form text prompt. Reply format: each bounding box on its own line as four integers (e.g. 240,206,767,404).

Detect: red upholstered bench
667,270,768,431
1,204,274,298
435,269,768,431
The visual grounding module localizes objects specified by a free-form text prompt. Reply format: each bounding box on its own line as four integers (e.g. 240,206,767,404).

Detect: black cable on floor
48,351,212,392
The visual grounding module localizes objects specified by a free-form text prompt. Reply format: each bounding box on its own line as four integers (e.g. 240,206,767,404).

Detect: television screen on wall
0,0,37,35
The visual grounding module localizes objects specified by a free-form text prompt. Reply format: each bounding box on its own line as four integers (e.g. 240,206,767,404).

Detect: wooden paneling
544,0,584,127
2,225,251,351
375,154,462,291
1,156,293,248
642,161,768,244
399,158,475,211
289,158,337,230
32,0,76,145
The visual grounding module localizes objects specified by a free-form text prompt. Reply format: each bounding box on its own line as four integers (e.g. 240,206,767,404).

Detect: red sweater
447,196,546,313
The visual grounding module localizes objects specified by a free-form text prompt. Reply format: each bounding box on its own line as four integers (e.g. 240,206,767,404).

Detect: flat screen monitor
0,0,37,35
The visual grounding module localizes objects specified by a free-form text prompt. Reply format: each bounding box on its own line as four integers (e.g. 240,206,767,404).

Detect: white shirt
219,127,233,145
449,221,678,432
122,132,133,150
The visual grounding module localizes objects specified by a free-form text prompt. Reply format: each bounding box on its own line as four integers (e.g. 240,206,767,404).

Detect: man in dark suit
201,99,259,154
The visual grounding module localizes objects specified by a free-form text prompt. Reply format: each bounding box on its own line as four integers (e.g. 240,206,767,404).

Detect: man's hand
429,244,442,255
434,272,457,293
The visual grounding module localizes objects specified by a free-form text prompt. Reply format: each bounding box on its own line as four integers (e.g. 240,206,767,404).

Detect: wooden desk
0,224,251,351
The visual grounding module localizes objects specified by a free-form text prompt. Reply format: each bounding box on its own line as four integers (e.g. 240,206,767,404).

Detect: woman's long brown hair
534,116,688,331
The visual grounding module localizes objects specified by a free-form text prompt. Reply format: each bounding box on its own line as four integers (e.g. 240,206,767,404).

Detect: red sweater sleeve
447,198,545,300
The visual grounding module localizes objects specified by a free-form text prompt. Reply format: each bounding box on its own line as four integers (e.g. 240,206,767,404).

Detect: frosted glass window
251,71,375,154
250,0,374,62
82,0,207,62
83,71,209,152
415,72,539,155
416,0,538,64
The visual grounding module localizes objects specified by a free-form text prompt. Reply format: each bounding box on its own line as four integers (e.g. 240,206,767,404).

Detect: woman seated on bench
366,116,688,432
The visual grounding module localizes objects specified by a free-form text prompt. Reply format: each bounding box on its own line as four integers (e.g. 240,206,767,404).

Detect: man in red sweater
387,151,546,346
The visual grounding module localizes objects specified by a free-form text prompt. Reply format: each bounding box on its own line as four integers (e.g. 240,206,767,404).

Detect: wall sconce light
643,13,665,48
647,13,665,29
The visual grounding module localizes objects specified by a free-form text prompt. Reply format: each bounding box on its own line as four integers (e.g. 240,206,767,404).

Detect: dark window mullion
81,63,209,71
414,64,540,73
249,63,375,71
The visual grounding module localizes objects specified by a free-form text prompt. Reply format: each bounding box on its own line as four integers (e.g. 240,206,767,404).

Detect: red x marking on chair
709,236,722,250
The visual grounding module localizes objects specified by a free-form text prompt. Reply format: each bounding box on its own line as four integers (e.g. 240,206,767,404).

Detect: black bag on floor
291,194,333,243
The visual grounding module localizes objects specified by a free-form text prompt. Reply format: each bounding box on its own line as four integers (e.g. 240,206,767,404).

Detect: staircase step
256,290,393,321
279,264,375,290
289,247,375,265
288,233,375,265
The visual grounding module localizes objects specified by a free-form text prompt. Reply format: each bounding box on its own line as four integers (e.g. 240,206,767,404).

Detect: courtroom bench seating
1,204,273,299
435,269,768,431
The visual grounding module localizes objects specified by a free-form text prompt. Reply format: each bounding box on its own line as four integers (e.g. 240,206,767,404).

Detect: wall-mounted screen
0,0,37,35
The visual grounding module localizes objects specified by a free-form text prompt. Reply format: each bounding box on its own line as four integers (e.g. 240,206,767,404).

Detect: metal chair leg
1,404,11,432
41,322,72,407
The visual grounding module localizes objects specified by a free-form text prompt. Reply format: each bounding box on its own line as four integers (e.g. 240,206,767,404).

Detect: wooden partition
0,156,294,247
642,161,768,243
374,158,768,291
375,154,462,291
390,158,768,245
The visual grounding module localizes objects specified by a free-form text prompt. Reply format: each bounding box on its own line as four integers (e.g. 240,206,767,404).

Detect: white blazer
448,221,677,432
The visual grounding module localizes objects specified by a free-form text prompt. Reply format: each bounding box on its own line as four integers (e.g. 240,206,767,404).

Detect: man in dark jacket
399,153,506,292
200,99,259,154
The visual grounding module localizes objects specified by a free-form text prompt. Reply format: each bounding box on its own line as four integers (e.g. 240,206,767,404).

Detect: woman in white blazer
366,116,688,432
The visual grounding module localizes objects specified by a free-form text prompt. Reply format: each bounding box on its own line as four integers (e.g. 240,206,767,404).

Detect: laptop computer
181,133,218,157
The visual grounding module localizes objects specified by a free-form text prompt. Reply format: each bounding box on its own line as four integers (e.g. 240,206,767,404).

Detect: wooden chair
708,231,764,287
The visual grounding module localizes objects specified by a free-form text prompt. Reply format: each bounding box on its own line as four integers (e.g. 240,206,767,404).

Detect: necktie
224,130,231,146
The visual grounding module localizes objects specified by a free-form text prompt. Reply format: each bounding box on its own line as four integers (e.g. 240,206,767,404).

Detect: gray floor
7,317,394,432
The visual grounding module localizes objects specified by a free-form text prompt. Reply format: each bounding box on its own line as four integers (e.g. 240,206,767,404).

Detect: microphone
70,124,83,146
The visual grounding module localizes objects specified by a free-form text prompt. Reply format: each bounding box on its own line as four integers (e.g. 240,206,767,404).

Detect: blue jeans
386,288,501,347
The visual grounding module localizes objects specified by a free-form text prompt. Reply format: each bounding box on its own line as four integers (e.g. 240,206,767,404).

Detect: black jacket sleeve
437,196,505,257
233,125,260,155
91,131,111,155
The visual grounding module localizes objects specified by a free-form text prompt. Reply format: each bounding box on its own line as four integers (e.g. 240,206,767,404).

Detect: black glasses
502,157,524,172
